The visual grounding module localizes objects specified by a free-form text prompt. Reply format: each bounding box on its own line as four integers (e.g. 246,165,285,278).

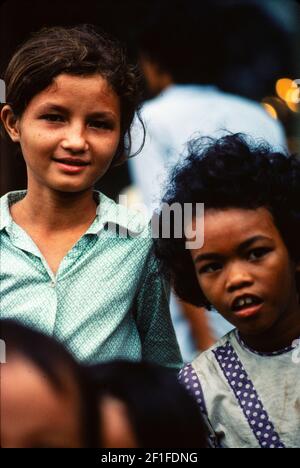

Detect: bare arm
180,301,216,351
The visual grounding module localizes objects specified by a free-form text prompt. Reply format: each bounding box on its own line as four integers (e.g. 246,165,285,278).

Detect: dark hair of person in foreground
1,319,99,448
87,360,207,448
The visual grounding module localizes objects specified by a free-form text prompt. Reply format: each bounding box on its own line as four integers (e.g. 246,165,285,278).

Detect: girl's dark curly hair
1,319,99,447
154,133,300,308
1,24,145,165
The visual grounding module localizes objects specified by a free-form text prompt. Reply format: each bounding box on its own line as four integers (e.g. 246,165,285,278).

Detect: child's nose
61,124,89,153
225,263,254,293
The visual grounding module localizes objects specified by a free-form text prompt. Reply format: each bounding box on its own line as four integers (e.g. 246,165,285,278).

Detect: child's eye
88,120,113,130
248,247,271,261
199,262,222,274
41,114,64,122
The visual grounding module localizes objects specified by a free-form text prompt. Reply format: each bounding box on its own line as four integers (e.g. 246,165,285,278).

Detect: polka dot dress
179,340,286,448
212,343,285,448
179,363,207,416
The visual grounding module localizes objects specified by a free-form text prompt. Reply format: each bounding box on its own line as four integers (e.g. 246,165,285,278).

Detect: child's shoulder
1,191,27,230
179,330,234,376
195,329,236,360
185,329,238,378
95,191,152,241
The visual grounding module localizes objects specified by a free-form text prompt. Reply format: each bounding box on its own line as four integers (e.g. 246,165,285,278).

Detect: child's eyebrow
37,103,69,113
87,111,117,120
194,253,224,264
237,235,273,253
194,235,273,264
37,103,117,119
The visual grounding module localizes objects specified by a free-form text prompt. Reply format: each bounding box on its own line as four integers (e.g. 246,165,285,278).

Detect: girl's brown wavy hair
1,24,145,165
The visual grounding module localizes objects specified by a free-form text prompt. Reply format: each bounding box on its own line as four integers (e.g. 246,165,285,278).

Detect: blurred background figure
128,0,298,361
87,360,208,448
0,320,98,448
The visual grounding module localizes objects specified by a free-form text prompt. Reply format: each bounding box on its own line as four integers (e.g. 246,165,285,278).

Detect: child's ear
0,105,21,142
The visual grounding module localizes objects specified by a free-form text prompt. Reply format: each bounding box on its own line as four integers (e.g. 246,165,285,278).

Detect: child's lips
233,302,264,319
52,157,90,174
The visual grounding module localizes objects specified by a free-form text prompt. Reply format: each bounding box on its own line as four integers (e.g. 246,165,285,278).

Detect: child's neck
239,304,300,353
11,186,98,232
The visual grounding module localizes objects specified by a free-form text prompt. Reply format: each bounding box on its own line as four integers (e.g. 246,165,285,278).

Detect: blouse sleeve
134,245,183,370
178,363,222,448
178,363,208,415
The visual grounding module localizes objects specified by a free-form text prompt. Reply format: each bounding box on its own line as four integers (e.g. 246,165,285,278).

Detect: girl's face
190,207,300,339
1,354,83,448
2,74,121,193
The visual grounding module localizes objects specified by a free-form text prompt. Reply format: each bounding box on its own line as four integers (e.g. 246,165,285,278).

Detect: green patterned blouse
0,191,182,369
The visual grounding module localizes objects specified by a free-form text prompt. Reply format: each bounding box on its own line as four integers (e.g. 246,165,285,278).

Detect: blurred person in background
129,0,288,361
87,360,208,448
0,319,98,448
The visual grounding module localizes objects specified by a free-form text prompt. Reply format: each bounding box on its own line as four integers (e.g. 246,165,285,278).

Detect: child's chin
238,321,273,337
51,182,93,193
